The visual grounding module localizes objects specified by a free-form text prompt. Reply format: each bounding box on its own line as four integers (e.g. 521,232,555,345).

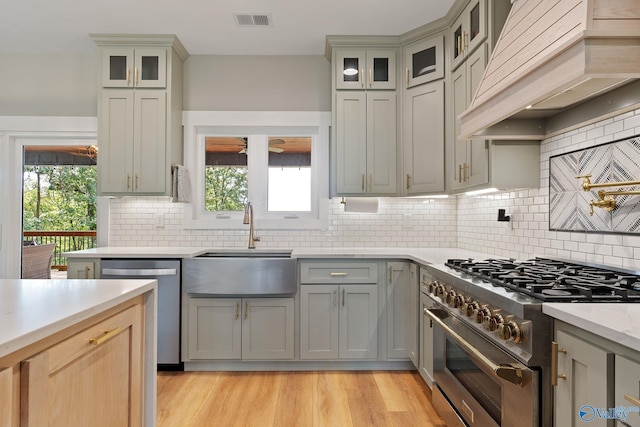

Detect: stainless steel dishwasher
100,258,182,370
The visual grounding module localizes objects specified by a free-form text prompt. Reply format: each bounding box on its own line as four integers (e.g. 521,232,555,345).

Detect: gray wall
183,55,331,111
0,53,331,116
0,53,98,116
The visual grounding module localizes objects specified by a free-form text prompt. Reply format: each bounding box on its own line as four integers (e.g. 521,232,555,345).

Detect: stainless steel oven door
426,308,539,427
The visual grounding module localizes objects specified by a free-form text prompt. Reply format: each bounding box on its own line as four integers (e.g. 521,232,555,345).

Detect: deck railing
23,231,97,271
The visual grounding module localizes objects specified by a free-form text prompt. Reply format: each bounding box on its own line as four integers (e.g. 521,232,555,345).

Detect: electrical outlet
402,214,412,230
154,213,165,228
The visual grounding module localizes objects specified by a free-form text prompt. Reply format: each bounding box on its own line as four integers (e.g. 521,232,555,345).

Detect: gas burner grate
445,257,640,302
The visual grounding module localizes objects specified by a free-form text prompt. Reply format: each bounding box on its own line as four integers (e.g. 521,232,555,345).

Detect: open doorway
21,145,98,278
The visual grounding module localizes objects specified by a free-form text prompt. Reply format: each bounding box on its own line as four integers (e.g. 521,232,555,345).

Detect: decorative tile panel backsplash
549,134,640,234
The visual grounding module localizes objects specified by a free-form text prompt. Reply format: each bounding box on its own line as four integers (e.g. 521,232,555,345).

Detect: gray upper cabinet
101,47,167,88
450,0,487,71
451,45,489,191
335,91,397,195
91,34,187,196
329,40,399,197
403,36,444,88
403,79,445,194
335,49,396,90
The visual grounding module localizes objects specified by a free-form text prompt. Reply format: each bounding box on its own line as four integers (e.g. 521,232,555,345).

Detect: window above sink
183,111,330,230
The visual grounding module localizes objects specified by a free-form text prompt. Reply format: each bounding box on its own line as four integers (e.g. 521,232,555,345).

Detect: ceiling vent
233,13,272,27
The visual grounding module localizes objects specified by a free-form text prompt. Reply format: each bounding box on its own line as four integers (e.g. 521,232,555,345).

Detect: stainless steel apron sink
183,250,296,295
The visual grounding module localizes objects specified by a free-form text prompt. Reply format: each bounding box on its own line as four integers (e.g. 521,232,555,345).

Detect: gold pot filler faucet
576,174,640,215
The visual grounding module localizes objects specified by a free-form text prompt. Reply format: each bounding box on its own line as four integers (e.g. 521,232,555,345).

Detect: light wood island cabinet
0,280,156,427
21,303,144,427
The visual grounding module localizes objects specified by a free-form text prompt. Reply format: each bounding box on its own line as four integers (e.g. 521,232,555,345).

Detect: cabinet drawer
300,262,378,284
45,303,142,373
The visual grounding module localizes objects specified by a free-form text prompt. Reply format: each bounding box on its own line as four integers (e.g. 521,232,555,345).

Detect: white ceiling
1,0,455,55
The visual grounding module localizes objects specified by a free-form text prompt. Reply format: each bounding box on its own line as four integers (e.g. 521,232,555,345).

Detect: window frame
183,111,330,230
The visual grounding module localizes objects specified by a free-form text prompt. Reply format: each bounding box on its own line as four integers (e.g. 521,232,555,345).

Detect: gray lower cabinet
386,261,410,359
66,258,99,279
300,284,378,360
615,355,640,427
187,297,294,360
407,263,419,367
553,327,613,427
419,292,435,387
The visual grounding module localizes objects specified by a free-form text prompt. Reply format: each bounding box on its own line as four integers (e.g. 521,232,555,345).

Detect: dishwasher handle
102,268,177,277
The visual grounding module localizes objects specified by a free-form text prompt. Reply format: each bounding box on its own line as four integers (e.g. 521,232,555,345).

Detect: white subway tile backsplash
108,196,459,248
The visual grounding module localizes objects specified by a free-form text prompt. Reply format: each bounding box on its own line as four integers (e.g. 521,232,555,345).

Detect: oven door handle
425,308,525,387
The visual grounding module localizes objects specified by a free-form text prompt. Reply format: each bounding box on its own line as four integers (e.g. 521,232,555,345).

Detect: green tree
205,166,248,211
23,166,97,231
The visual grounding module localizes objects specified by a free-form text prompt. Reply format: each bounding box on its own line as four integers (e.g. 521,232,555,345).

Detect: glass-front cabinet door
335,49,395,90
403,35,444,88
451,0,487,71
102,48,167,88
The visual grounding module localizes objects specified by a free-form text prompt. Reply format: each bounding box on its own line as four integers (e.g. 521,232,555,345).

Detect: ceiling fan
238,138,285,154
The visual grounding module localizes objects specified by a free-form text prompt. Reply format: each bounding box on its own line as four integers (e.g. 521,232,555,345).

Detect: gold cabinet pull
244,301,248,320
458,164,463,183
84,266,91,279
369,68,372,88
551,341,567,386
457,36,462,56
135,174,139,190
406,68,410,86
330,272,348,277
388,265,393,284
89,327,121,346
333,290,337,308
127,174,131,190
406,174,411,190
464,163,470,182
126,67,131,84
134,67,139,85
342,288,345,307
624,394,640,407
235,302,239,320
361,68,364,88
369,174,372,192
361,174,365,191
463,31,469,51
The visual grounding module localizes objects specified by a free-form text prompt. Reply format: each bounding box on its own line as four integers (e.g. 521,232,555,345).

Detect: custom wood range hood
460,0,640,141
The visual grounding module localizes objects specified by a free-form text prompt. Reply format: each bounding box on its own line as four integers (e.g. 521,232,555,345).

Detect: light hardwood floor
157,370,447,427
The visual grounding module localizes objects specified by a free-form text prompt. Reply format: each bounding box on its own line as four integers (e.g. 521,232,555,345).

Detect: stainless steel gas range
421,257,640,427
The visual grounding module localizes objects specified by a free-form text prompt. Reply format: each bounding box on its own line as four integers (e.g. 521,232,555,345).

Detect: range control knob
499,321,524,343
453,295,466,310
428,281,439,294
437,284,447,299
445,290,457,306
464,301,480,317
474,307,491,324
487,313,505,332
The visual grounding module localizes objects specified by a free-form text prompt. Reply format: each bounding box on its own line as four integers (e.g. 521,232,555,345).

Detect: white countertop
0,279,156,363
543,303,640,352
63,246,493,266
